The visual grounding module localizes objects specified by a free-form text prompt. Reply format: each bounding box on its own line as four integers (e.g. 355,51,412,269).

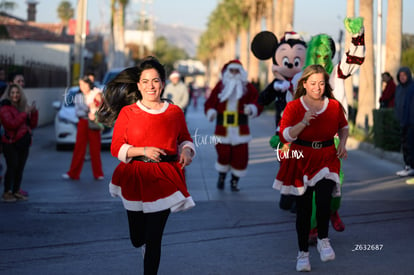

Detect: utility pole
72,0,88,85
375,0,383,109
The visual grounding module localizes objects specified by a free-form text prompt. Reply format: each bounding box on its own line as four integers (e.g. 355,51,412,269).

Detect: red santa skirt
109,160,195,213
272,144,341,197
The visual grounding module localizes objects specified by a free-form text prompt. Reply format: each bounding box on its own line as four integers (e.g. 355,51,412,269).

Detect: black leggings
127,209,170,275
296,179,335,252
2,143,30,193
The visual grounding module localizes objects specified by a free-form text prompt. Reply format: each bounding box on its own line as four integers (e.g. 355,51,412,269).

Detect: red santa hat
221,59,243,75
280,31,304,43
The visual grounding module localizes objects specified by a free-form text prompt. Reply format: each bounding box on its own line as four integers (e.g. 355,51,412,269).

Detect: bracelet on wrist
300,120,309,126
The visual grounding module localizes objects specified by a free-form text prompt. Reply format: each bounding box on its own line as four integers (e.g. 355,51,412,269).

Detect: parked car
52,86,113,150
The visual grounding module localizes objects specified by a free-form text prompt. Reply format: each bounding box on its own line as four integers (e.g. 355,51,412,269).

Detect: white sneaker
396,166,414,177
296,251,311,272
317,238,335,262
61,173,70,180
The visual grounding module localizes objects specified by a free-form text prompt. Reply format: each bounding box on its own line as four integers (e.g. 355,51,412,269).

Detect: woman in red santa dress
98,56,195,275
273,64,348,272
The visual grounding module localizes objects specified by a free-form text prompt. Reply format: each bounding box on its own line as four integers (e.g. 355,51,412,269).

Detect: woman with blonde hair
273,64,348,272
0,84,38,202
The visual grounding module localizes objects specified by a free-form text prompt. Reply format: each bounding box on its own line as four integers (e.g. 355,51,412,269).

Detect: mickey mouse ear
250,31,278,60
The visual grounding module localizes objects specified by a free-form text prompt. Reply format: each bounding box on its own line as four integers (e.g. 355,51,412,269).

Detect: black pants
296,179,335,252
401,126,414,168
127,209,170,275
2,142,30,193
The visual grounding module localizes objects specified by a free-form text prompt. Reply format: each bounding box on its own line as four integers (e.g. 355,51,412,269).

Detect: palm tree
356,0,375,131
385,0,402,78
280,0,294,34
108,0,129,69
57,1,74,26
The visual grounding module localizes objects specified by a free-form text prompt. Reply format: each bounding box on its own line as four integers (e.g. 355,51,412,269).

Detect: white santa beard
219,75,244,102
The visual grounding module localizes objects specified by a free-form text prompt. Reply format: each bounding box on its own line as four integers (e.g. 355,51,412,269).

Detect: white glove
244,105,253,116
273,80,290,92
206,109,217,122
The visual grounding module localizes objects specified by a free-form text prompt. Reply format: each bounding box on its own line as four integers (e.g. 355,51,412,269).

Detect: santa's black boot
217,172,226,190
230,174,240,192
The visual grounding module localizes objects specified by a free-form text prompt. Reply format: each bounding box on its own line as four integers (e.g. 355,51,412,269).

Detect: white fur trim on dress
282,127,297,143
273,167,341,197
118,144,133,163
136,100,169,114
179,141,196,158
109,182,195,213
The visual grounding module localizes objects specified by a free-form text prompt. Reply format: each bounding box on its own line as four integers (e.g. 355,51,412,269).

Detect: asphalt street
1,98,414,275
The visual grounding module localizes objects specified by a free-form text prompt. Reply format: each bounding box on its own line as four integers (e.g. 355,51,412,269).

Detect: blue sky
11,0,414,38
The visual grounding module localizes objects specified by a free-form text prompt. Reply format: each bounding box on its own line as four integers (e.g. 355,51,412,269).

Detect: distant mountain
154,23,203,58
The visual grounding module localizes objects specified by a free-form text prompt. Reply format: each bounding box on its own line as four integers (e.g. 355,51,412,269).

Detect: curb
347,137,404,166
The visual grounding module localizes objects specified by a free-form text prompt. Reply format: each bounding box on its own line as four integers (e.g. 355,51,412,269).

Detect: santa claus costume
204,60,261,191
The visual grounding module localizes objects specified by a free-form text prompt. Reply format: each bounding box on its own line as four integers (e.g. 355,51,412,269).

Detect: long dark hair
79,75,95,90
97,56,166,126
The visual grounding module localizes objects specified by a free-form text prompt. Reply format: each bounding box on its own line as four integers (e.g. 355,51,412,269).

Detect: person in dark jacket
394,67,414,177
0,84,38,202
379,72,396,108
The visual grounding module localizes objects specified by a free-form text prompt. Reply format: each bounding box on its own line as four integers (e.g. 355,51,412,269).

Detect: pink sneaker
18,189,29,196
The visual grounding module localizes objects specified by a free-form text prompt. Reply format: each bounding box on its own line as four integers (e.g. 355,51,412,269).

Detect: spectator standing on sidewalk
6,72,30,197
61,76,104,180
0,84,38,202
273,65,348,272
164,71,189,114
97,57,195,275
204,59,261,192
379,72,396,108
394,67,414,177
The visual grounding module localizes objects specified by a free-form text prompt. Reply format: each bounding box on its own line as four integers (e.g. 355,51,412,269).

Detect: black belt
293,139,334,149
132,155,178,163
217,112,248,126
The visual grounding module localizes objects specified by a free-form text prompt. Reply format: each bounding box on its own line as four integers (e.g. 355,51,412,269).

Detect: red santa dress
273,97,348,197
109,101,195,213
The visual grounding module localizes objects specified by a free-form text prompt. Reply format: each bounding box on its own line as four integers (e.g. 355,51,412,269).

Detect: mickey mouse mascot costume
251,31,307,211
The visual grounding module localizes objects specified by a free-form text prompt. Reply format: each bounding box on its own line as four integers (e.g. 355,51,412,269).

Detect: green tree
57,1,74,26
401,48,414,72
154,36,189,74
